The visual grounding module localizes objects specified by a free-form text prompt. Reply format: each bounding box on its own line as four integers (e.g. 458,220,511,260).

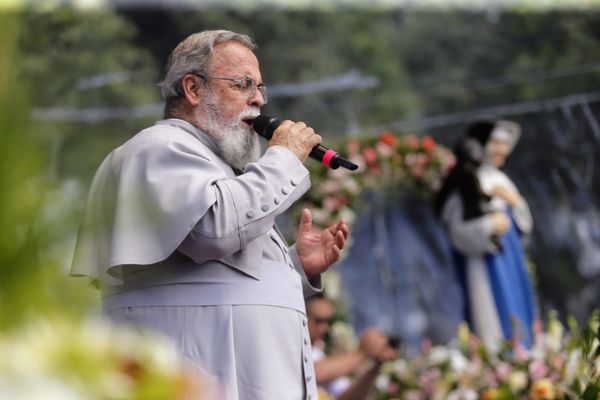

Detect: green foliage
0,8,168,329
0,14,93,329
20,7,158,109
19,6,161,182
130,9,600,144
0,6,165,329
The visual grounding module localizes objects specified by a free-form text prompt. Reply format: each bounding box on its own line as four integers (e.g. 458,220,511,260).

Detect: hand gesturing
295,208,349,279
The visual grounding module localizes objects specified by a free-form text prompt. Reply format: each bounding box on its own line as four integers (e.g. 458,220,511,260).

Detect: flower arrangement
375,310,600,400
0,316,211,399
295,131,455,227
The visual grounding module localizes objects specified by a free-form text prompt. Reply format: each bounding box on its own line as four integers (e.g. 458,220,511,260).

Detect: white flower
428,346,449,365
447,388,477,400
508,370,529,391
0,376,84,400
449,349,468,374
310,208,330,226
341,177,361,196
323,270,342,301
337,206,356,226
375,374,390,391
564,349,582,384
392,358,409,376
0,316,185,399
546,317,564,353
330,322,357,353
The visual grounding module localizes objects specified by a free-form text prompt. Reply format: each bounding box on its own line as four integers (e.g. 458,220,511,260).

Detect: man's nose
248,89,265,108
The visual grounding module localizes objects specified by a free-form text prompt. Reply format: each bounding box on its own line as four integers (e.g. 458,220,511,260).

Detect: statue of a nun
435,120,537,349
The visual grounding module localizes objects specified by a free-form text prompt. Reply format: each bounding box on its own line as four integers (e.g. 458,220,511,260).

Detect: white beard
197,95,262,171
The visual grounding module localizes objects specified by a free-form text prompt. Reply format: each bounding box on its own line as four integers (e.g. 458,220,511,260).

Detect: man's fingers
335,231,346,249
331,245,342,261
273,119,294,136
299,208,313,232
338,220,349,239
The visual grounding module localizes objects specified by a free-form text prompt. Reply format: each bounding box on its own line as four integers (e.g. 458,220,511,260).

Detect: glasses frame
193,73,268,104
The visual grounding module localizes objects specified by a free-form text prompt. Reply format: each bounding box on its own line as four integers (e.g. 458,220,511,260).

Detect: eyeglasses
193,73,268,104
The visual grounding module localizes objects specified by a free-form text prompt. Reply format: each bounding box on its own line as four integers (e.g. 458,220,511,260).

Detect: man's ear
181,74,202,106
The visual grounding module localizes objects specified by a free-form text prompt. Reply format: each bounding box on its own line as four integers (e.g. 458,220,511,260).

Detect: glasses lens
258,85,268,104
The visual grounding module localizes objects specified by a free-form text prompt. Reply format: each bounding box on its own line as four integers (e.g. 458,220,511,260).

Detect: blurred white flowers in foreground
0,316,206,400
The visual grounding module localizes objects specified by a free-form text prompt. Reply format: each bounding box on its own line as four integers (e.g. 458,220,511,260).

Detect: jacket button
261,204,269,212
281,186,290,195
290,177,299,186
246,210,255,218
274,197,280,205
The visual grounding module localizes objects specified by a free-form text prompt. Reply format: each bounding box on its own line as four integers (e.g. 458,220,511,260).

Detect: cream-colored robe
71,118,321,399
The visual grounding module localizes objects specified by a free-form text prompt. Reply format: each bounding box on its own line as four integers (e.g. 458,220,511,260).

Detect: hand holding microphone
266,119,323,163
253,115,358,171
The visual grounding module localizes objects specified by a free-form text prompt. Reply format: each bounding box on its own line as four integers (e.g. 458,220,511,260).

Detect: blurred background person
435,120,537,348
306,294,397,400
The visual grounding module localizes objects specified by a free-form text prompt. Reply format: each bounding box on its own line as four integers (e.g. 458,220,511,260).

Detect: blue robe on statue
453,210,536,348
485,211,536,347
443,162,537,349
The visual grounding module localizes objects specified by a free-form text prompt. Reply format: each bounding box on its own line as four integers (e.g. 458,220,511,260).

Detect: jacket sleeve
288,244,323,299
177,145,310,264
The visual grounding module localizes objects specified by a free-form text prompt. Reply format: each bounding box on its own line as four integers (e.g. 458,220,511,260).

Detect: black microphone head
252,115,280,140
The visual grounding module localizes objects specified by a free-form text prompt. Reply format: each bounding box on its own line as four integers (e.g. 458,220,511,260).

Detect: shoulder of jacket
119,124,211,155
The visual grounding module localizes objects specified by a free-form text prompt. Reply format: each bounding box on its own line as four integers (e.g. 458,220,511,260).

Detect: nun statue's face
486,138,510,167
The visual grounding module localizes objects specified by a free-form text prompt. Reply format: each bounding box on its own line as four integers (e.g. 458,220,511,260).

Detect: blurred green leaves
20,6,160,182
0,7,163,329
0,12,54,328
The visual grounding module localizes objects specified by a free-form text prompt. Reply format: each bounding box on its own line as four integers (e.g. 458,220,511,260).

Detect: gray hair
159,30,256,108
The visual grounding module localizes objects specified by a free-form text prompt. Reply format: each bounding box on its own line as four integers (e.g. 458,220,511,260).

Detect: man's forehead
209,41,260,76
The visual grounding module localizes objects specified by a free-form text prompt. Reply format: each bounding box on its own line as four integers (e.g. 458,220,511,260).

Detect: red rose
362,147,378,165
379,131,396,146
421,136,436,152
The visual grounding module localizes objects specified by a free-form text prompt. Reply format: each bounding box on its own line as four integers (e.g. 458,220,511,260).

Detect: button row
245,178,299,220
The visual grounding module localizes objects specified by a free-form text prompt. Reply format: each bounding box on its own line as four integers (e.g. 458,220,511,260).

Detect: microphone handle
255,116,358,171
310,145,344,170
311,145,358,171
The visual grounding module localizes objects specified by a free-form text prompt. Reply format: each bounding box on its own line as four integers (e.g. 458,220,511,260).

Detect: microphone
252,115,358,171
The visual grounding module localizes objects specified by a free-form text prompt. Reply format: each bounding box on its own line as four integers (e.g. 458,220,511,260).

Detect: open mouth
242,117,255,129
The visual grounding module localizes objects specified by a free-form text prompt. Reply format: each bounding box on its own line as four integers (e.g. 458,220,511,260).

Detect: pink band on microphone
322,149,337,167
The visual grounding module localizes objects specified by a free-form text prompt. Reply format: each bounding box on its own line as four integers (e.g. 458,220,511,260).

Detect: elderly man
71,30,349,400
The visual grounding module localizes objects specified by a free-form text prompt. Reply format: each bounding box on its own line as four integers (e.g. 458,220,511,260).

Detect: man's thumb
299,208,313,231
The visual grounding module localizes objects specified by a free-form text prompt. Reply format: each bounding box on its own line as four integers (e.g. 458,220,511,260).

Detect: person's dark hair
434,137,491,220
464,120,496,147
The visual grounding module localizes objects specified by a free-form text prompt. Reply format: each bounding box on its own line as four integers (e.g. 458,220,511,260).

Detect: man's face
486,138,510,168
193,41,266,169
307,298,335,345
